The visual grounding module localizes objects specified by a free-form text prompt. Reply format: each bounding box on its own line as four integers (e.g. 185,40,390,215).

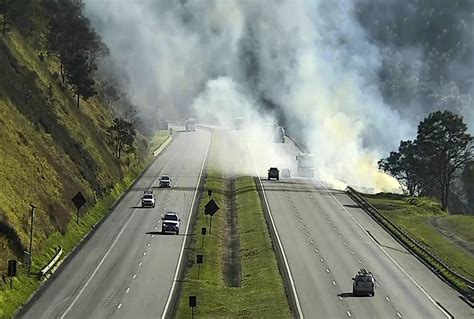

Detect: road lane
19,129,210,319
248,137,472,318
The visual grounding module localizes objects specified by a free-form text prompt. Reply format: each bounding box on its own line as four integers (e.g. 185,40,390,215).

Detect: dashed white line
126,287,130,293
339,296,343,301
117,303,122,309
320,257,324,262
326,268,330,273
305,232,310,236
346,310,351,317
332,281,337,286
147,242,151,247
310,240,314,244
143,252,147,256
350,251,355,255
133,274,137,279
138,262,142,267
397,312,402,318
385,296,390,302
358,260,362,264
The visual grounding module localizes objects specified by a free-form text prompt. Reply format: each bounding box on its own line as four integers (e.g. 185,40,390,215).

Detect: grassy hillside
0,26,138,275
364,194,474,280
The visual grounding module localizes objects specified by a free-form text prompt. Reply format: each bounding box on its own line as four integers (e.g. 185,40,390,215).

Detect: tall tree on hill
107,118,136,159
416,111,473,211
45,0,107,106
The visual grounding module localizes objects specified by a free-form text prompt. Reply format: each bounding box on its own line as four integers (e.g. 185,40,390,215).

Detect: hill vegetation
0,0,148,282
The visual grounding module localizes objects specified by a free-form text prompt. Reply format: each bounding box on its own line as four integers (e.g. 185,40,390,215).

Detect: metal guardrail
38,246,63,279
346,186,474,302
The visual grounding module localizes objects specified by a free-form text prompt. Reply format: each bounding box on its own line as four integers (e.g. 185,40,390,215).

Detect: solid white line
60,198,144,318
246,142,304,319
320,182,451,319
161,132,211,319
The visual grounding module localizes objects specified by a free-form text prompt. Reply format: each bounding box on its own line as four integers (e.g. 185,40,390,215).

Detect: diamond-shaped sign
205,199,219,216
72,192,86,210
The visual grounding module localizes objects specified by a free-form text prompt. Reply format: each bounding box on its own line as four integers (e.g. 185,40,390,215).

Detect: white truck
296,153,314,177
185,118,197,131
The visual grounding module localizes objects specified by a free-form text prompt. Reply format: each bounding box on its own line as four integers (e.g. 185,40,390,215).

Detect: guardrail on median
37,246,63,279
346,186,474,302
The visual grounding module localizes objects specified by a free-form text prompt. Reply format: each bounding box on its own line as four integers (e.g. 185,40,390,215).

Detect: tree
107,118,136,159
0,0,12,36
416,110,473,211
378,140,423,196
45,0,107,105
462,162,474,214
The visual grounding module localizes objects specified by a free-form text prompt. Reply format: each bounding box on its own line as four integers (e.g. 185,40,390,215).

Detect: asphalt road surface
248,137,473,319
19,129,210,319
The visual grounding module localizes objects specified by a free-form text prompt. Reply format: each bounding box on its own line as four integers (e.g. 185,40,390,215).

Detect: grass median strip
176,135,291,318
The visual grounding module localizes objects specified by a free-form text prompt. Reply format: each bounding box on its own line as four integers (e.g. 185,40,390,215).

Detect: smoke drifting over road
84,0,472,192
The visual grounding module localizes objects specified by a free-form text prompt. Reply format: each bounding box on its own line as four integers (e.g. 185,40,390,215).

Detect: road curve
248,137,473,319
19,129,210,319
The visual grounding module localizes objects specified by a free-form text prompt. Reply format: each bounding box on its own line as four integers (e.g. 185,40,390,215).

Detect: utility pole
28,204,36,276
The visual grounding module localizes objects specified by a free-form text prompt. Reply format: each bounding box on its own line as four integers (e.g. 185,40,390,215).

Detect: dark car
162,212,180,235
268,167,279,180
352,269,375,296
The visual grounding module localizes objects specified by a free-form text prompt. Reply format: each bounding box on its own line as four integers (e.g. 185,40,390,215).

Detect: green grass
365,194,474,282
176,134,291,319
0,131,169,318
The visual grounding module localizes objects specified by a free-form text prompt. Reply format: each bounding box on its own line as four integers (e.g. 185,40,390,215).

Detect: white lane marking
344,242,348,246
152,235,155,238
358,260,362,264
346,310,351,317
339,296,343,301
154,226,158,230
310,240,314,244
305,232,310,237
326,268,330,273
117,303,122,309
397,312,402,318
147,242,151,247
350,251,355,255
126,287,130,293
60,193,147,318
386,296,390,302
315,249,319,253
320,257,324,262
245,142,304,319
320,182,451,319
332,281,337,286
161,133,211,319
138,262,142,267
143,252,147,256
133,274,137,279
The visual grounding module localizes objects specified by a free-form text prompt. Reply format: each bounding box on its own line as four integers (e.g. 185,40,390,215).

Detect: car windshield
161,176,170,180
357,276,372,282
164,214,178,221
143,194,153,199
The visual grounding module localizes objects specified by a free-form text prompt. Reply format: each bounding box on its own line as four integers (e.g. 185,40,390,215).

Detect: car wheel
176,230,179,235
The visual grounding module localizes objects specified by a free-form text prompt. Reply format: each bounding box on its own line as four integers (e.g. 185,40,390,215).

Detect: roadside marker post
7,260,16,289
196,254,203,280
201,227,207,248
204,199,219,235
189,296,197,319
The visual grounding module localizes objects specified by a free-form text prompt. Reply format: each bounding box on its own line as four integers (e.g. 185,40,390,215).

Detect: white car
159,175,171,187
162,212,180,234
141,191,155,208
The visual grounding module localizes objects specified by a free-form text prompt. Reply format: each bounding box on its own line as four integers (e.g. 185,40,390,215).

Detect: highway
247,136,473,319
19,129,210,319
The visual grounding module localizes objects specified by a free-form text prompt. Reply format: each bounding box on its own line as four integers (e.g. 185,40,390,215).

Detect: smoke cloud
83,0,472,192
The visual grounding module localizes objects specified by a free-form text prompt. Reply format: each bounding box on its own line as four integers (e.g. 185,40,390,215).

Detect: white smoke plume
83,0,470,192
